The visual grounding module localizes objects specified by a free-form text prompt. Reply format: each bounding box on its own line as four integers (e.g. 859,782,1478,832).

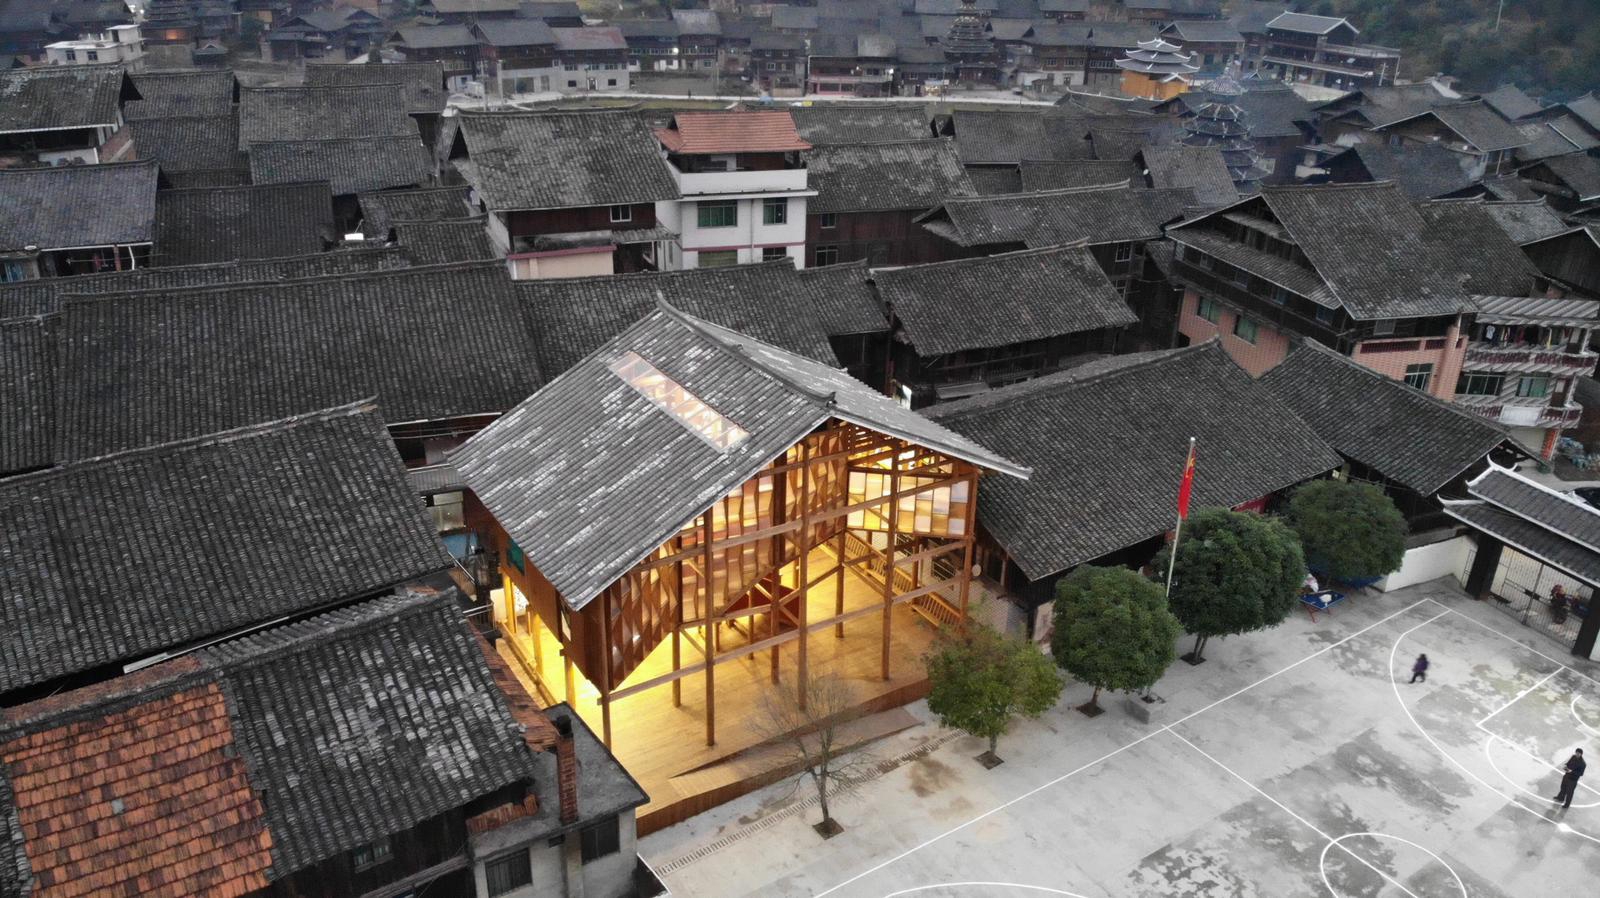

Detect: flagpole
1165,436,1196,599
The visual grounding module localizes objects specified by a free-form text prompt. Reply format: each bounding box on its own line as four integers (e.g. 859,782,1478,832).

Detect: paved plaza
641,580,1600,897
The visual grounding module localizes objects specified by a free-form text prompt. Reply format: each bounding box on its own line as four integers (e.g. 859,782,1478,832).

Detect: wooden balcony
1463,342,1599,374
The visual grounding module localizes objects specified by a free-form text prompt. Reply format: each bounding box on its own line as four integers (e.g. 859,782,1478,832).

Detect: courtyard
640,579,1600,896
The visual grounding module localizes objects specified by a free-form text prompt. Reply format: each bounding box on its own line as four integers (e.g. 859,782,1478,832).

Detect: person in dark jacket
1409,654,1429,684
1555,748,1586,808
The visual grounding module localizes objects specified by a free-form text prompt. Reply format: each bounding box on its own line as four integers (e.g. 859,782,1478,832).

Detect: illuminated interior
610,351,750,451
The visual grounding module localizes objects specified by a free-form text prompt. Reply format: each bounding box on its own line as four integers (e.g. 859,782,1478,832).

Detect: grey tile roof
1514,115,1600,163
1420,100,1530,153
671,7,719,34
392,217,497,264
1480,199,1572,244
788,104,931,146
0,403,452,695
1168,227,1336,307
795,260,886,336
965,166,1023,196
1534,152,1600,202
0,160,159,253
1161,19,1242,42
1260,340,1509,495
918,183,1196,248
617,18,677,39
1565,93,1600,133
208,591,536,874
949,110,1096,165
154,182,335,265
1019,159,1141,192
770,5,817,29
1442,500,1600,585
393,23,477,48
1266,11,1350,35
927,342,1340,580
805,138,975,213
359,185,474,234
1339,142,1480,199
455,109,679,211
238,85,417,149
450,304,1028,609
0,315,52,476
303,61,447,113
53,262,541,459
1481,175,1541,202
1139,144,1238,207
515,260,843,376
1483,84,1543,122
875,244,1135,356
1469,466,1600,553
248,136,433,195
129,114,247,176
124,68,236,120
1321,82,1453,129
1416,200,1541,297
477,16,558,46
0,63,132,133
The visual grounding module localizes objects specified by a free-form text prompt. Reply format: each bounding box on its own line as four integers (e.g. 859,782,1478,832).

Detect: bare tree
750,673,877,838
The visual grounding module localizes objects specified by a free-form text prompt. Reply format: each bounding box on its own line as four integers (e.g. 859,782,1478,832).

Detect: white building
651,109,814,270
45,24,146,70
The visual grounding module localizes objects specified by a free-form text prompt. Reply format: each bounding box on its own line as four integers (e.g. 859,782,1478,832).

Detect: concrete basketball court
640,580,1600,897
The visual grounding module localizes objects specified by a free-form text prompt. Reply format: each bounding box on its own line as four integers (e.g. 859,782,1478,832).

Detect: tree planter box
1124,695,1157,724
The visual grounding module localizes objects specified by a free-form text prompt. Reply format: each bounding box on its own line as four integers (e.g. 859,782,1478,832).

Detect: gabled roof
52,262,540,458
927,342,1339,581
515,260,848,375
1018,159,1141,192
475,16,558,47
770,5,818,30
0,315,52,476
1483,84,1543,122
948,110,1096,165
1336,142,1481,199
671,7,720,34
1479,198,1572,245
788,104,931,146
551,25,625,50
1159,19,1242,43
1139,144,1238,207
238,84,417,148
303,60,447,113
0,63,134,134
617,18,677,39
966,166,1024,196
451,304,1028,610
1560,93,1600,133
918,183,1195,248
655,110,810,155
153,182,334,265
1260,340,1511,495
128,114,246,176
1530,152,1600,203
1443,499,1600,586
0,591,540,894
1383,100,1530,154
1514,115,1600,163
804,138,974,213
248,135,433,195
1265,11,1353,35
0,403,451,695
430,0,520,12
124,68,236,119
0,160,159,253
392,217,497,264
875,244,1135,357
359,184,474,234
1416,200,1541,297
454,109,679,211
393,23,477,48
1471,465,1600,552
795,260,886,337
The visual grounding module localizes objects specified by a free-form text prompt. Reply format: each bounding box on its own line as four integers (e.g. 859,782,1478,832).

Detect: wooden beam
893,539,967,570
702,510,716,747
796,439,812,709
835,526,847,638
958,472,977,622
601,585,613,748
891,576,962,605
882,449,900,681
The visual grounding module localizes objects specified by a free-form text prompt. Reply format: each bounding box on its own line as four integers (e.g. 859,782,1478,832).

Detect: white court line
1390,607,1600,846
1477,668,1562,727
882,885,1091,897
1572,696,1600,739
1318,833,1466,898
1429,599,1600,690
813,597,1436,897
1169,730,1425,898
1480,733,1600,808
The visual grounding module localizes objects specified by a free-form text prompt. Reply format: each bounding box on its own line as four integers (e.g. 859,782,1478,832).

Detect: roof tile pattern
0,161,159,253
788,104,931,146
1472,467,1600,552
359,186,474,234
455,109,679,211
1139,144,1238,207
0,316,53,476
921,183,1194,247
392,218,497,264
124,69,235,120
303,61,446,113
238,85,416,149
248,136,433,195
656,110,809,154
0,64,129,133
153,182,333,265
128,114,246,176
1018,159,1141,192
805,138,974,213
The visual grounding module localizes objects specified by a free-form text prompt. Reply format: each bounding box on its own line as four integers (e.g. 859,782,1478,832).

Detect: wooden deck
497,549,942,833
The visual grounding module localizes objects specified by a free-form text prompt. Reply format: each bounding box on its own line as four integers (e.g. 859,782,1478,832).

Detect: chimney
554,715,579,825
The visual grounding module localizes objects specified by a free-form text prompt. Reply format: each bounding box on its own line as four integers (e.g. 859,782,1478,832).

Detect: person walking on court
1554,748,1586,808
1410,654,1429,684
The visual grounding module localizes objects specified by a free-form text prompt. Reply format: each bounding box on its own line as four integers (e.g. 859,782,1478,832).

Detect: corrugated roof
1474,294,1600,327
655,110,810,154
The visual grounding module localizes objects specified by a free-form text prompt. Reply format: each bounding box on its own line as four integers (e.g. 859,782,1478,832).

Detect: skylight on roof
610,351,750,452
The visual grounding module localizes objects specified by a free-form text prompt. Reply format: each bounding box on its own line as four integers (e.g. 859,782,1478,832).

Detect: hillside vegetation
1287,0,1600,100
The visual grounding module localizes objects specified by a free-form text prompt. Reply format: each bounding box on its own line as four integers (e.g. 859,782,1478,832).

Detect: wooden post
796,440,812,709
530,608,545,680
673,540,684,708
769,462,787,683
958,471,977,622
600,587,613,748
882,447,900,682
563,652,575,717
834,526,848,638
702,511,716,747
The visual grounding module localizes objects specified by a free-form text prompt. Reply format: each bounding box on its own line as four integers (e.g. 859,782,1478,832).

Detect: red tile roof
655,110,811,154
1,667,273,898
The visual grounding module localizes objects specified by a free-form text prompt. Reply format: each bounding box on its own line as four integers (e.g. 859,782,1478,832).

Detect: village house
1157,18,1241,74
1152,77,1314,185
43,22,144,68
476,16,559,94
358,183,476,236
125,67,237,119
652,110,813,270
388,25,480,90
447,301,1029,832
0,160,159,280
238,83,420,149
387,217,500,265
551,25,631,92
790,103,933,146
618,19,679,72
1113,36,1198,101
806,33,898,98
124,71,246,187
926,342,1340,641
875,244,1137,407
1518,153,1600,218
803,137,975,268
303,61,450,148
1020,22,1149,90
0,63,139,166
0,0,131,63
1244,10,1401,92
1318,143,1491,200
248,135,435,229
265,7,386,61
429,0,523,24
750,31,806,94
447,108,680,278
671,8,721,71
521,0,584,27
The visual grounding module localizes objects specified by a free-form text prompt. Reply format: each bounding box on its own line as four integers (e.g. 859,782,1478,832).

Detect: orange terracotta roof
1,670,273,898
654,110,811,155
475,632,561,751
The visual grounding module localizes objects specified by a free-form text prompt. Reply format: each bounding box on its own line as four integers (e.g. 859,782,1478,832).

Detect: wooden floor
497,547,943,832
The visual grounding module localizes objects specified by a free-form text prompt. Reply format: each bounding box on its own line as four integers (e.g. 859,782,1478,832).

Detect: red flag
1176,439,1197,520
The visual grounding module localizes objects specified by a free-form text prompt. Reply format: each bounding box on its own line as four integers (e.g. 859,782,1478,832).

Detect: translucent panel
609,351,750,452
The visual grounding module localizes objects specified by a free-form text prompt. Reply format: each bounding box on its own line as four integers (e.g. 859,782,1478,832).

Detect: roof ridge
654,298,838,407
871,241,1090,276
241,83,407,92
943,181,1133,203
250,134,424,145
198,589,444,671
58,259,503,305
514,257,796,290
808,136,953,149
931,341,1218,420
0,158,158,176
155,180,332,196
0,400,383,484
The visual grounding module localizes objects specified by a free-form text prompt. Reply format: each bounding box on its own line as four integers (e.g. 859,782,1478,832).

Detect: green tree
926,624,1063,766
1152,508,1305,664
1286,479,1406,584
1050,566,1182,716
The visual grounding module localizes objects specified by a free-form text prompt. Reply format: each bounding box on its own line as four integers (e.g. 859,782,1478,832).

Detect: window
564,63,578,70
1269,285,1291,306
1456,372,1505,396
607,78,617,86
609,205,632,223
567,80,577,88
819,212,837,229
1315,306,1336,325
1196,296,1221,324
350,837,392,872
814,245,839,266
1403,363,1433,392
1371,319,1396,336
580,816,621,863
486,851,533,896
1517,374,1551,398
426,491,465,532
86,50,98,61
1113,243,1132,262
64,49,76,60
698,249,738,268
1233,316,1259,343
762,246,789,262
609,351,749,450
697,200,737,228
762,197,788,225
